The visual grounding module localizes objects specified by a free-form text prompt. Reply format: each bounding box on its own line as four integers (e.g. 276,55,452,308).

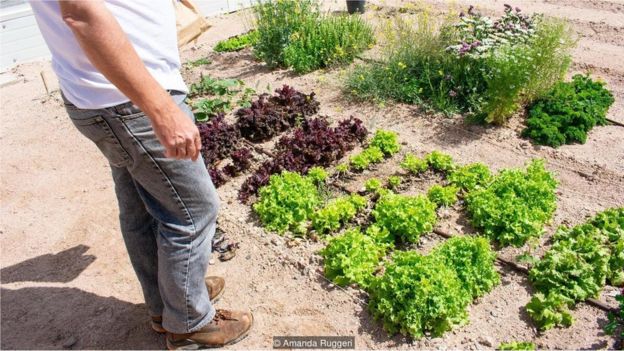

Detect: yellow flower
398,62,407,69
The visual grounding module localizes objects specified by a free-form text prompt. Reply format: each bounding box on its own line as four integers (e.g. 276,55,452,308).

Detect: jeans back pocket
70,116,132,168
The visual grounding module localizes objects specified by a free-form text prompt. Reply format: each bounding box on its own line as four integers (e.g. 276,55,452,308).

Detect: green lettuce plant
400,153,428,174
432,236,500,298
448,163,492,191
368,251,470,338
311,195,367,234
320,228,389,288
372,193,437,243
465,159,557,246
427,185,459,207
253,171,323,235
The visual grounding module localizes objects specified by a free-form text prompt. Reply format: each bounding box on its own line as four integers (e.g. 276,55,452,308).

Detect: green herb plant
522,74,615,147
345,6,575,124
253,0,373,73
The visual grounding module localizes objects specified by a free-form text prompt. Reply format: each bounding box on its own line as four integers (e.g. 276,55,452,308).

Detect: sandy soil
1,0,623,349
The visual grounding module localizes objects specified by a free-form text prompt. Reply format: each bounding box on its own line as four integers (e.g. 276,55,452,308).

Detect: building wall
0,0,253,71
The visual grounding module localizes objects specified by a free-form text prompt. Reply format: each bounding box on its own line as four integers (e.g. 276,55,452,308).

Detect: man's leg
105,97,219,333
110,165,163,317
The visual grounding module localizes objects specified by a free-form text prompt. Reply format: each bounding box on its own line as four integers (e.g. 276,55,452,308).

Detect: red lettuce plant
239,116,367,202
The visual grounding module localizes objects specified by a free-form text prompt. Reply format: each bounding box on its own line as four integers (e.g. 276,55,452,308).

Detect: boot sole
152,284,226,334
165,313,254,350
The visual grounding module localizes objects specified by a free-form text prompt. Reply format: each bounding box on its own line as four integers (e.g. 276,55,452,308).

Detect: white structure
0,0,253,71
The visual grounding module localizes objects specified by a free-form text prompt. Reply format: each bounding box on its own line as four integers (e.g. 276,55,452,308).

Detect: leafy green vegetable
432,236,500,298
364,178,383,193
425,151,455,172
320,227,389,288
350,146,384,171
193,98,232,121
530,237,609,303
372,193,437,243
189,75,243,98
400,153,428,175
368,251,470,338
312,195,367,234
214,31,259,52
307,166,328,184
364,224,393,244
253,171,323,235
522,74,615,147
526,208,623,330
427,185,459,207
448,163,492,191
498,341,537,350
466,159,557,246
387,175,402,189
369,130,401,156
525,292,573,330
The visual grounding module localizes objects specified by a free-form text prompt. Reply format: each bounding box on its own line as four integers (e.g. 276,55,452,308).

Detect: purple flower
449,90,457,97
471,40,482,48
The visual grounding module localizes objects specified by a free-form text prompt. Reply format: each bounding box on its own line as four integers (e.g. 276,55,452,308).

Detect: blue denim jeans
63,91,219,333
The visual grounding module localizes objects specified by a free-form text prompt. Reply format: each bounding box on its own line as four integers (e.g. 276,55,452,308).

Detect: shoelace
213,310,237,325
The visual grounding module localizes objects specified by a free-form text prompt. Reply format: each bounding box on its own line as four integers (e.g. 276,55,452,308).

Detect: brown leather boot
151,276,225,333
166,309,253,349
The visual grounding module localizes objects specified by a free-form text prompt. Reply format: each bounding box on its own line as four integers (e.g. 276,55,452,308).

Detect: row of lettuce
250,127,623,339
209,1,614,148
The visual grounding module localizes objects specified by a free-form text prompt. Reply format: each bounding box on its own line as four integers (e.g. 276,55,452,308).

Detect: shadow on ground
1,245,96,284
1,286,163,350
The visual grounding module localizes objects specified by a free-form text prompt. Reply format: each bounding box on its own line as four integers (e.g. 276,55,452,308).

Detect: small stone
62,336,77,349
209,258,216,265
477,336,494,347
490,310,498,317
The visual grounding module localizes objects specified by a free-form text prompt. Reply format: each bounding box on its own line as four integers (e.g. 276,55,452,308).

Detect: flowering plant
446,5,539,58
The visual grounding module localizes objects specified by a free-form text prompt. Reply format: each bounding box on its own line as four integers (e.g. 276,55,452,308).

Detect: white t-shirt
29,0,187,109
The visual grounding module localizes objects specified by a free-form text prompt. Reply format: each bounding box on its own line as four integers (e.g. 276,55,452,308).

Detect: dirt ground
1,0,623,349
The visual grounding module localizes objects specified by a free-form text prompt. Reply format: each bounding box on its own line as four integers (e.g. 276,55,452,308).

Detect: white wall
0,0,254,71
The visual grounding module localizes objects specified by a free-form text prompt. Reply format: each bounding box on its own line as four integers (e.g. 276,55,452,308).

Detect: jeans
63,91,219,333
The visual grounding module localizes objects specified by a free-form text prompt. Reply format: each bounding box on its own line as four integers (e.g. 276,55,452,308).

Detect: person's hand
151,107,202,161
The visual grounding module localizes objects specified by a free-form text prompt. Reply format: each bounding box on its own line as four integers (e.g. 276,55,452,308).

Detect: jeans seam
100,118,133,166
117,117,199,331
